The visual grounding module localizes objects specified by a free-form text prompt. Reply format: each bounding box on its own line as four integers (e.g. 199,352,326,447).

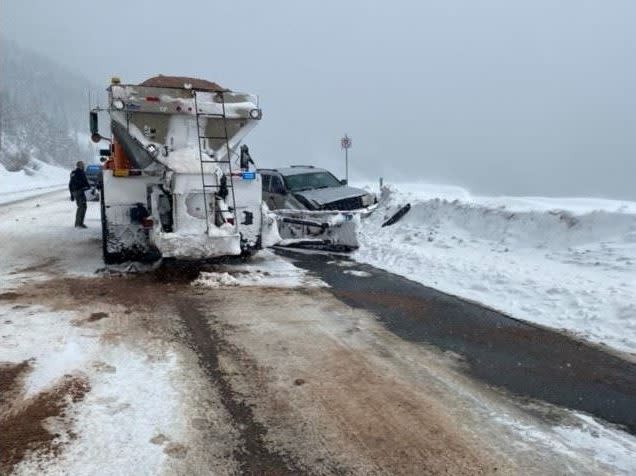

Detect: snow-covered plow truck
90,75,267,263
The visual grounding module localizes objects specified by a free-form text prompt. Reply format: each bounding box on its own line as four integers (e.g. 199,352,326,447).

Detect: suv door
269,174,287,209
261,173,273,208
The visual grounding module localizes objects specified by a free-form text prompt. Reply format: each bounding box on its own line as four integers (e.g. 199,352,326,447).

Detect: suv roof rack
257,168,278,172
290,165,315,168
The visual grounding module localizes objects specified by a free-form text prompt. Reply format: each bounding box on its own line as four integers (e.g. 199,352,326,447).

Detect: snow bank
388,193,636,249
356,183,636,354
0,160,69,204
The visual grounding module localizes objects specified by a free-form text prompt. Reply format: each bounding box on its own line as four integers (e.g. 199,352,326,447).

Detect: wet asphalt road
277,248,636,435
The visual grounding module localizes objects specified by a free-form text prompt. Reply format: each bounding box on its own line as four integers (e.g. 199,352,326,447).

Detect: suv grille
322,196,364,210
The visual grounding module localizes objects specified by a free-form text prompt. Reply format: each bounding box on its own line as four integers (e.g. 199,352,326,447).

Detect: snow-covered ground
192,249,325,288
0,191,103,280
355,183,636,355
1,304,196,476
0,160,69,205
1,189,635,474
0,194,192,474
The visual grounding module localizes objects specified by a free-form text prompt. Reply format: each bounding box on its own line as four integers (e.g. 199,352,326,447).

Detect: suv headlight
361,193,375,207
146,144,159,158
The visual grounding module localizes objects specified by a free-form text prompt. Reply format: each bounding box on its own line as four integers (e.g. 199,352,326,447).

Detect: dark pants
73,190,87,226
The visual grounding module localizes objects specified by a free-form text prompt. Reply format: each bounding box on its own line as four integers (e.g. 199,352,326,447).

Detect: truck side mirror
340,179,348,185
90,111,104,143
90,111,99,135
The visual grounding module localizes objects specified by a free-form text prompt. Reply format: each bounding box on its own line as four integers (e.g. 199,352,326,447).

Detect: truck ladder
193,90,238,234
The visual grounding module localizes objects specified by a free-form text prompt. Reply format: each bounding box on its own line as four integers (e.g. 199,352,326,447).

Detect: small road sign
341,134,352,182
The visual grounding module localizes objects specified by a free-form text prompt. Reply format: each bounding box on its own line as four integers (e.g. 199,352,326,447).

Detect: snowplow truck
90,75,265,263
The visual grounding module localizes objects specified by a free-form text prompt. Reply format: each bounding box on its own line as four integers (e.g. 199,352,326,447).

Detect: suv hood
294,185,369,207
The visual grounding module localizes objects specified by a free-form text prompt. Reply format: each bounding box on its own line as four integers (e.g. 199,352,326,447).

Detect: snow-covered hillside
0,37,98,172
0,160,68,204
356,183,636,354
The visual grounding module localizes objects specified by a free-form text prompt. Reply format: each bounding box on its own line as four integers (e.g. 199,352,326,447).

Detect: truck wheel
100,188,119,264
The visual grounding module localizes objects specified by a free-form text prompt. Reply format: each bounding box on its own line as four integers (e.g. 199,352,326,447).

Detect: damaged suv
259,166,376,211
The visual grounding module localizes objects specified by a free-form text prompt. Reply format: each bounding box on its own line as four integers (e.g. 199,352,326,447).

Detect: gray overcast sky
2,0,635,199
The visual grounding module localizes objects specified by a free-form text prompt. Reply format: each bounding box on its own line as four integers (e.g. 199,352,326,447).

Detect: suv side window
271,175,285,194
261,173,271,192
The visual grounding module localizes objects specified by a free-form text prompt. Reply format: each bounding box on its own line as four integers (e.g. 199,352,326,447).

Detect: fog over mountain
2,0,635,199
0,37,96,172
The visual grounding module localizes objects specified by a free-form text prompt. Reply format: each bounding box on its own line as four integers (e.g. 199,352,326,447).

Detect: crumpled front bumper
270,206,377,250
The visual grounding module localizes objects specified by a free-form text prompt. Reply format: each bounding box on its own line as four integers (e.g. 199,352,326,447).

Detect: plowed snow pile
356,184,636,354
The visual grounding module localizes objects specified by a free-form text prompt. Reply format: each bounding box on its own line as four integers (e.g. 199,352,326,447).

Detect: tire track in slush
176,297,302,475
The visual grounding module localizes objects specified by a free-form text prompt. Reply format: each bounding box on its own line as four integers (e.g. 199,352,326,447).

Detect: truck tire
100,187,119,264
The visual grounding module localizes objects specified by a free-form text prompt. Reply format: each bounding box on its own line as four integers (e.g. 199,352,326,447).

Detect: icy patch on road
343,270,372,277
192,249,325,289
356,183,636,354
327,260,356,267
495,411,636,475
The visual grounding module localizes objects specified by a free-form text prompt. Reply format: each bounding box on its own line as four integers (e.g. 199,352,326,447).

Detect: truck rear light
141,217,154,228
145,96,160,102
226,217,235,225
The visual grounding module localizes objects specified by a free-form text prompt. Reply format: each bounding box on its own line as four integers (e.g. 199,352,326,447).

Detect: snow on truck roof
138,75,228,92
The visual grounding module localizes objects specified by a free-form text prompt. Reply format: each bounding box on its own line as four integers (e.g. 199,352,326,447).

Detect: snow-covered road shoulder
0,161,68,205
356,184,636,355
0,191,103,284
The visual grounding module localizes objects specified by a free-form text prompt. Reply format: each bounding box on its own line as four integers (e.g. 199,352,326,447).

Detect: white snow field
356,183,636,355
0,160,69,205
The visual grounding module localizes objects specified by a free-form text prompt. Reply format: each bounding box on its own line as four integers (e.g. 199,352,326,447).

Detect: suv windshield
283,172,341,192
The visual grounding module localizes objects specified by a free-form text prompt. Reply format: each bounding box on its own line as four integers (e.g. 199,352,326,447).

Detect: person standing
69,161,90,228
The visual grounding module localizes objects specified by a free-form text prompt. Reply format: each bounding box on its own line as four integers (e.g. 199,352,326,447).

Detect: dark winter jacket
69,168,90,196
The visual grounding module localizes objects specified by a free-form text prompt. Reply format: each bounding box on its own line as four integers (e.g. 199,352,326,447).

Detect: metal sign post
340,134,352,183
